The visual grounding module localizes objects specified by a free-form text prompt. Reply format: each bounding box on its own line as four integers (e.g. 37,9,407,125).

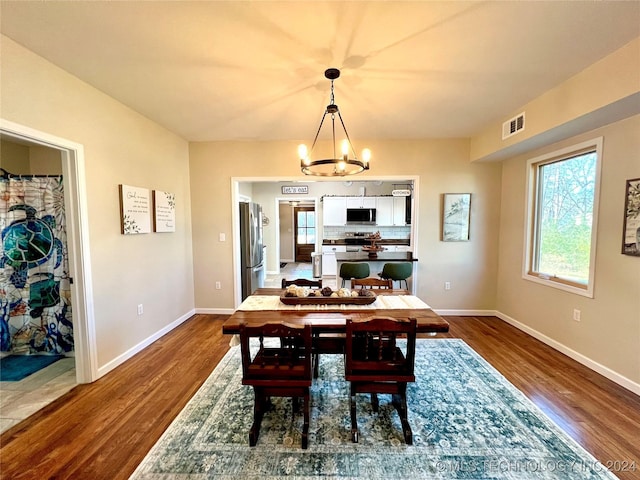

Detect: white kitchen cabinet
375,197,394,226
393,196,406,226
381,244,411,253
321,245,346,276
322,197,346,226
346,197,376,208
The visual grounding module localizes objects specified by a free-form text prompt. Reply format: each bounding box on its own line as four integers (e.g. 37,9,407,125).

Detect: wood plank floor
1,314,638,479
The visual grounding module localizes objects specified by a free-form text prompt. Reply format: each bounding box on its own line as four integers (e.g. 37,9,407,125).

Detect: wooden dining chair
351,277,393,289
281,278,322,288
344,316,417,444
239,322,313,449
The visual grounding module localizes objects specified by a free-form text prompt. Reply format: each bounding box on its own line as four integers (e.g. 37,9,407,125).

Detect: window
296,209,316,245
523,138,602,297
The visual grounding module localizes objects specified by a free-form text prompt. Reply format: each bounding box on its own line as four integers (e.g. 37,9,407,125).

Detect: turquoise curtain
0,176,73,354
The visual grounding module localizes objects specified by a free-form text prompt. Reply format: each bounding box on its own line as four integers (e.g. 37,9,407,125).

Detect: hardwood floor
1,314,638,479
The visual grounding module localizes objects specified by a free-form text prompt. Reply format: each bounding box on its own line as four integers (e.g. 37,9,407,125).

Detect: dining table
222,288,449,339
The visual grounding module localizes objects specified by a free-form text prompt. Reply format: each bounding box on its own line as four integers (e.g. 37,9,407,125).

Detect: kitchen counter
334,251,418,294
323,238,410,245
335,251,417,262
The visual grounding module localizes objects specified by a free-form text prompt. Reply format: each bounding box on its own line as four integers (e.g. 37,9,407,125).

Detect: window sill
522,273,594,298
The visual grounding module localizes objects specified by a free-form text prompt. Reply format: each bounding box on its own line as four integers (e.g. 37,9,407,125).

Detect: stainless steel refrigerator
239,202,265,300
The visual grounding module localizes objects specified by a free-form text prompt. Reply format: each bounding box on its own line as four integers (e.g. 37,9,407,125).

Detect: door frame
1,119,98,383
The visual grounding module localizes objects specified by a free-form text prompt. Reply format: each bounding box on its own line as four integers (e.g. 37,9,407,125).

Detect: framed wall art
622,177,640,256
119,184,151,234
442,193,471,242
153,190,176,233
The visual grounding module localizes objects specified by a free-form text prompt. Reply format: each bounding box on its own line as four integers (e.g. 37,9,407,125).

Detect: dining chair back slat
281,278,322,289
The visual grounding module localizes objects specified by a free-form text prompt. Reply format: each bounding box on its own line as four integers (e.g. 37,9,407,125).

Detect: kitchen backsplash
323,225,411,240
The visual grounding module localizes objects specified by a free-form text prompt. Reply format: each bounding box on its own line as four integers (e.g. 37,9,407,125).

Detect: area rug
130,339,616,479
0,354,63,381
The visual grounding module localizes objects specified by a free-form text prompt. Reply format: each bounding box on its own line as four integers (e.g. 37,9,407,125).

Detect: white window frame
522,137,603,298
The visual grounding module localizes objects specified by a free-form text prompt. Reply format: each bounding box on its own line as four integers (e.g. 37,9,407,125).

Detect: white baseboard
495,311,640,396
97,309,196,378
195,307,235,315
434,309,497,316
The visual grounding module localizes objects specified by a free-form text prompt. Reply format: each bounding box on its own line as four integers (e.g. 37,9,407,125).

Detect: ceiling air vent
502,112,525,140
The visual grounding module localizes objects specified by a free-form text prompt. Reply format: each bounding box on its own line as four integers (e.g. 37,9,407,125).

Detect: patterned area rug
130,339,616,479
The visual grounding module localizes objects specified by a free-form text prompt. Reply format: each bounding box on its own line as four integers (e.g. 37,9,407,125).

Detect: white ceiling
1,1,639,142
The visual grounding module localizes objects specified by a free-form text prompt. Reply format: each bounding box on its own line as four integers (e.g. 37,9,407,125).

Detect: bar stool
379,262,412,290
339,263,370,287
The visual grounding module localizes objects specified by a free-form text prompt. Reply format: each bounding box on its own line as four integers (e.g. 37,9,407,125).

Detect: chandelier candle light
299,68,371,176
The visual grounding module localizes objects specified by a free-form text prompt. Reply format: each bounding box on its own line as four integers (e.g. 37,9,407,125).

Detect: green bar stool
339,263,370,287
379,262,413,290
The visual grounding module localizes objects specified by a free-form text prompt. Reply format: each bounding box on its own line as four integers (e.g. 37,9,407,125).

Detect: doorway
294,206,315,263
1,119,96,386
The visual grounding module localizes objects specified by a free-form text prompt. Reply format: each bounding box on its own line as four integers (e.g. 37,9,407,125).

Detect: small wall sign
119,184,151,234
153,190,176,233
282,185,308,194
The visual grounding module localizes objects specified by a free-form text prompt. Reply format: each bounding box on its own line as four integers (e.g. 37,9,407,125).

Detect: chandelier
298,68,371,176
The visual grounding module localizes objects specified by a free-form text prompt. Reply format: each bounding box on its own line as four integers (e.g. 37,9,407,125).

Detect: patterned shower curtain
0,176,73,355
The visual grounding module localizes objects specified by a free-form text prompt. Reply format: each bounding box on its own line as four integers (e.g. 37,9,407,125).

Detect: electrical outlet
215,281,221,290
573,309,581,322
137,304,144,315
219,233,225,242
444,282,451,290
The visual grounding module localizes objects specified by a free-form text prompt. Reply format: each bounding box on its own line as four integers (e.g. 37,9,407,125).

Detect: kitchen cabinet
384,245,411,252
392,196,406,226
376,197,407,227
321,245,346,276
375,197,394,226
375,196,406,226
346,197,376,208
322,197,346,226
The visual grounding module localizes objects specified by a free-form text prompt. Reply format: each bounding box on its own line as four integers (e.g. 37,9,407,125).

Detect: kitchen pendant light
298,68,370,177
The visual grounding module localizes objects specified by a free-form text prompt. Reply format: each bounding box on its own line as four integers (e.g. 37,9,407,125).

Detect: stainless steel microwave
346,208,376,224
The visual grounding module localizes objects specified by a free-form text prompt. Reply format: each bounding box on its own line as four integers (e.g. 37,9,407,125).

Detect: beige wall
1,140,63,175
496,115,640,384
0,139,30,173
1,36,195,370
190,139,502,311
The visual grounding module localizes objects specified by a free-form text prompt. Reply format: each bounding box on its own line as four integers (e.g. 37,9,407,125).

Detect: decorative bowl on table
280,287,376,305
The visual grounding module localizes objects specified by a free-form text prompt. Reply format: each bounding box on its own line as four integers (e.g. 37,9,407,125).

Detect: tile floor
264,262,337,289
0,357,76,433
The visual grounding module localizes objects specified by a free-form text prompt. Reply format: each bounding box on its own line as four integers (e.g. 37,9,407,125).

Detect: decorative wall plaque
119,184,151,234
153,190,176,233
